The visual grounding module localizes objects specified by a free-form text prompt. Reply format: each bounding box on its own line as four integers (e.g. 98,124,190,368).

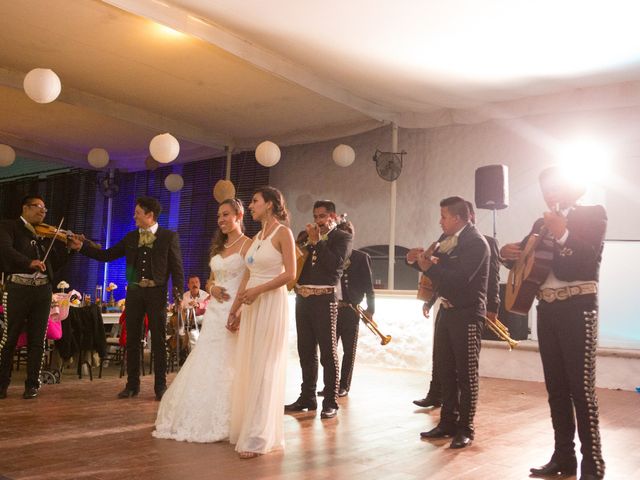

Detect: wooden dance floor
0,363,638,480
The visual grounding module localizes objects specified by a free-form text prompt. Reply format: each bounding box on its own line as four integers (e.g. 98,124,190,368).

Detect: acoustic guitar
504,232,554,314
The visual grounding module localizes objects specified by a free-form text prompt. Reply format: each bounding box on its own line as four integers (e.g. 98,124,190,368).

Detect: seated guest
181,275,208,319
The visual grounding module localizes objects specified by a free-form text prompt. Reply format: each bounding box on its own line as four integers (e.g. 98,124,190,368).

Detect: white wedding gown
153,253,245,443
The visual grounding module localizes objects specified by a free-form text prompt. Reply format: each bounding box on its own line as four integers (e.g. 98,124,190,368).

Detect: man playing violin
0,195,81,399
285,200,351,419
501,166,606,480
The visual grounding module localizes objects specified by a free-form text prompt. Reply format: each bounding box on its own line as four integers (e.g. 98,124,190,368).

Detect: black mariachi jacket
423,223,490,315
298,227,352,287
518,205,607,283
0,218,72,282
340,249,375,313
80,227,185,292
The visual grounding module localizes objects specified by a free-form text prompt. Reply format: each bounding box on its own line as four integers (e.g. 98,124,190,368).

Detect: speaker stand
492,209,497,238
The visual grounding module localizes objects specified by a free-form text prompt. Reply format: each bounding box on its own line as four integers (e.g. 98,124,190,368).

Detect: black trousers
336,305,359,392
537,295,605,478
435,306,483,437
124,285,167,391
295,293,339,409
0,283,52,389
426,307,443,399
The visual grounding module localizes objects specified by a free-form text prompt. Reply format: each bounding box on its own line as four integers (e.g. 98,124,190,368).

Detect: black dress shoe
420,426,455,439
530,460,577,477
338,388,348,397
320,407,338,419
449,432,472,449
23,387,38,399
117,387,140,399
413,396,442,408
284,399,317,412
155,386,167,401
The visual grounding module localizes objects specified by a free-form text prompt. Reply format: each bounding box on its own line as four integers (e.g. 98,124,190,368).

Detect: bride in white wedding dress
153,198,250,443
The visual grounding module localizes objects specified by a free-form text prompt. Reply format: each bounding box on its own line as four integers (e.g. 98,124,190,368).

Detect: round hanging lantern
164,173,184,192
332,144,355,167
87,148,109,168
213,179,236,203
150,133,180,164
255,140,281,167
144,155,159,171
23,68,62,104
0,144,16,167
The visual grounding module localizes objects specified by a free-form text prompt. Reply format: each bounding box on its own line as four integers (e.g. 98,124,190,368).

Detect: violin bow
41,217,64,265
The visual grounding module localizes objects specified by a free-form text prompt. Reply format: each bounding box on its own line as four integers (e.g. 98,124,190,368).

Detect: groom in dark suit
71,196,184,400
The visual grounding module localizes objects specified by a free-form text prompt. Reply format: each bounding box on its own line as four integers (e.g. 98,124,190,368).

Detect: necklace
247,219,278,265
224,233,244,249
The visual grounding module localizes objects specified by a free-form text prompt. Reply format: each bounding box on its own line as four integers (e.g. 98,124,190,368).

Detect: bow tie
438,235,458,254
138,230,156,247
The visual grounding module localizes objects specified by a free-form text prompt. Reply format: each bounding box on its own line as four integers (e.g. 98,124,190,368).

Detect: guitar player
501,166,607,480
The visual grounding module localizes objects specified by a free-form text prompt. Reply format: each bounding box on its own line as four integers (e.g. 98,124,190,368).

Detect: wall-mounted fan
372,150,406,182
96,170,119,198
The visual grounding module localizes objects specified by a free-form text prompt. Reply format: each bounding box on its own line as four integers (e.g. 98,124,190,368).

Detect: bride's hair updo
254,186,289,224
210,198,245,258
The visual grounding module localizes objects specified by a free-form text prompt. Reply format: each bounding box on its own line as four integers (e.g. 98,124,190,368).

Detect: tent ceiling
1,0,640,171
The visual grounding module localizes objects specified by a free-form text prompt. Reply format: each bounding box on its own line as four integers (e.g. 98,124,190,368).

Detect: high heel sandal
238,451,260,459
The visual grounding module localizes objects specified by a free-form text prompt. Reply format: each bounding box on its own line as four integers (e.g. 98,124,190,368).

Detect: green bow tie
138,230,156,247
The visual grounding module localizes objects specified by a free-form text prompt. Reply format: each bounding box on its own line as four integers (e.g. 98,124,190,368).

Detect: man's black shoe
117,387,140,399
579,474,603,480
413,396,442,408
284,399,317,412
320,407,338,419
155,385,167,401
337,388,348,397
530,459,577,477
449,432,473,449
420,426,455,439
22,387,38,399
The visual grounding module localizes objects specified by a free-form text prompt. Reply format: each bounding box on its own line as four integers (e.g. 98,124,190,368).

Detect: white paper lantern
23,68,62,104
87,148,109,168
0,144,16,167
164,173,184,192
255,140,281,167
150,133,180,164
332,144,355,167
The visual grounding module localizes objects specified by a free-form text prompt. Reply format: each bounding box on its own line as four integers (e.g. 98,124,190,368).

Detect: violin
34,223,102,249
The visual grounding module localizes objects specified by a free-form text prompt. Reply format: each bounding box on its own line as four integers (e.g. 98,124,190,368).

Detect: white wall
270,104,640,349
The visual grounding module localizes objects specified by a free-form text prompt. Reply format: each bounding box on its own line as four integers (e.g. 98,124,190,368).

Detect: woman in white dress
228,186,296,459
153,198,251,443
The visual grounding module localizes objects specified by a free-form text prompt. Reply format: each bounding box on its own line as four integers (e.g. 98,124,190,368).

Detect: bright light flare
555,138,612,189
153,23,184,38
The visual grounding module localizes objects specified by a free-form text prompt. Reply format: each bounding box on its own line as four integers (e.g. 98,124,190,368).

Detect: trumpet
485,316,519,350
350,304,391,346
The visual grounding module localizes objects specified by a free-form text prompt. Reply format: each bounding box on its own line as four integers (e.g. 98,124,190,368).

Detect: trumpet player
501,167,606,480
409,196,489,449
318,221,375,398
285,200,352,420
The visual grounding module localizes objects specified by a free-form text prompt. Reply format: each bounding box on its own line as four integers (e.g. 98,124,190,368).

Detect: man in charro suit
0,194,80,399
407,196,489,449
501,166,606,480
70,196,184,401
413,200,501,409
285,200,352,419
318,220,375,397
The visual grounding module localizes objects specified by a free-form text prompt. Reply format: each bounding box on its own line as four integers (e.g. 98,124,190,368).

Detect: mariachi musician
317,220,375,398
0,195,80,400
285,200,352,420
501,166,606,480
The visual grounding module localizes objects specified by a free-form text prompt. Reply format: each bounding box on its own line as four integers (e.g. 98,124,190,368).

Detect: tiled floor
0,362,637,479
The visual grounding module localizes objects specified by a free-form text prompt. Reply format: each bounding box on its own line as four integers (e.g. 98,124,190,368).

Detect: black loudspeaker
475,164,509,210
482,284,529,341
